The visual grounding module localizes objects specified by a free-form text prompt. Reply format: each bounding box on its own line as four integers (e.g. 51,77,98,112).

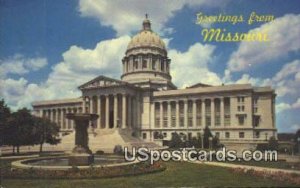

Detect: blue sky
1,0,300,133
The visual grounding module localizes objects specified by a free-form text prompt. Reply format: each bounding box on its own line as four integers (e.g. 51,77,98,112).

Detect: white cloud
0,36,131,110
169,43,222,88
0,54,47,78
290,124,300,131
78,0,221,36
228,14,300,72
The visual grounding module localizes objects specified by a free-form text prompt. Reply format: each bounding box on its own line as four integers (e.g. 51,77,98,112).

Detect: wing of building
32,16,277,151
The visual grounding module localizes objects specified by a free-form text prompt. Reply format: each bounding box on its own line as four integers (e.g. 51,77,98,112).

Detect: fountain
65,113,98,166
9,113,164,178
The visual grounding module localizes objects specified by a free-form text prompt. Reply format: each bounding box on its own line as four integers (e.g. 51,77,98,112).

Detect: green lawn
226,160,300,170
1,161,298,188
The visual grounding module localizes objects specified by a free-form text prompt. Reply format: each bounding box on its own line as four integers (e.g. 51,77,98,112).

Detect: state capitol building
32,17,277,151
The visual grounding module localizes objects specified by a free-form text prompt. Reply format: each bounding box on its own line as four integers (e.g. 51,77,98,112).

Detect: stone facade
32,17,277,147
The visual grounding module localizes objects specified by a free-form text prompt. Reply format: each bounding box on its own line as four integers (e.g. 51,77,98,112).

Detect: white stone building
32,17,277,149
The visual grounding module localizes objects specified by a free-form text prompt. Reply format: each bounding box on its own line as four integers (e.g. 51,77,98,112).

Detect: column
176,101,179,128
83,97,87,113
220,97,224,127
89,97,93,114
47,110,50,120
50,109,54,122
122,94,127,129
193,100,197,127
105,95,110,129
114,94,118,128
149,54,153,70
202,100,205,127
167,101,171,127
128,95,132,128
184,100,188,127
97,96,101,129
132,97,136,128
66,109,70,129
60,108,64,130
56,109,59,124
160,102,163,127
211,99,215,127
70,108,74,129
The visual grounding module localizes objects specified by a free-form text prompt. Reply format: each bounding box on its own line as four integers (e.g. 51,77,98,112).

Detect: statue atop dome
143,14,151,31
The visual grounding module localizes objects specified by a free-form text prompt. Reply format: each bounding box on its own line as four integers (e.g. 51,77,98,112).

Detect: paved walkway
190,161,300,175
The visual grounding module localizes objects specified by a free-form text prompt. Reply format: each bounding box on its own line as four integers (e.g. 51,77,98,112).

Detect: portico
82,93,135,129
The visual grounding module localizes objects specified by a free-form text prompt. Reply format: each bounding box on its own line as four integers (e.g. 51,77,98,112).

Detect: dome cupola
121,15,175,90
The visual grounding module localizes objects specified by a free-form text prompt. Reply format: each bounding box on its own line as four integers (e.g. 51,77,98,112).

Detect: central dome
127,30,166,51
121,15,175,91
126,17,166,52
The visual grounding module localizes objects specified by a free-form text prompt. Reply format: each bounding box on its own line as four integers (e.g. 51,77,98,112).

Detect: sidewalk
190,161,300,175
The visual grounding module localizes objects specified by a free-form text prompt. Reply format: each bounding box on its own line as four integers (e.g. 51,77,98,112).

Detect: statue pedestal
65,113,98,166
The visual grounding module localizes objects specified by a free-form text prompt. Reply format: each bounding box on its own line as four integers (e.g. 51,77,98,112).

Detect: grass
1,160,298,187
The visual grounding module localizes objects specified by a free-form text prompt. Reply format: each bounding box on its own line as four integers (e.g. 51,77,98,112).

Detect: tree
268,136,279,150
212,136,221,149
169,132,184,148
189,136,202,148
32,117,61,153
7,108,35,154
0,99,11,146
203,126,213,149
294,129,300,153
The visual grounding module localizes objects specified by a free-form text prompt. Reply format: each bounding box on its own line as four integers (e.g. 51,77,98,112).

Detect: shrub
113,145,124,155
95,150,104,155
169,132,184,148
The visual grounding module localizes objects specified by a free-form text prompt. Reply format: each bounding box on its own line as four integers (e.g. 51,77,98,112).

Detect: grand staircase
57,128,162,153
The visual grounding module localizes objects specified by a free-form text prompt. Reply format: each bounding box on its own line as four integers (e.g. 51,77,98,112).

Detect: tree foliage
203,126,213,149
169,132,184,148
0,99,11,146
32,117,60,153
0,99,60,154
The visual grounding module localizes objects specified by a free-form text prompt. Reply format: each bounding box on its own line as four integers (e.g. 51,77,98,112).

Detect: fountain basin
11,155,138,170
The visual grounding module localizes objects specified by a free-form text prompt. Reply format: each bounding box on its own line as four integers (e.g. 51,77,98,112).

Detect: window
163,132,167,138
237,97,245,103
142,60,147,69
255,131,260,138
154,132,161,139
206,116,211,126
142,133,147,139
215,116,220,126
161,61,165,71
254,107,258,113
238,105,245,112
239,132,245,138
238,116,245,125
215,132,220,138
152,61,156,70
134,61,138,69
225,132,230,138
253,116,260,127
254,98,258,105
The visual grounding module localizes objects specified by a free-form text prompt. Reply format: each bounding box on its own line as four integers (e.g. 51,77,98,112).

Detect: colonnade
154,97,230,128
42,107,82,130
83,94,136,129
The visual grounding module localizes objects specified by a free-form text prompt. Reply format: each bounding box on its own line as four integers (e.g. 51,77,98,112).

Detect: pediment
78,75,127,90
